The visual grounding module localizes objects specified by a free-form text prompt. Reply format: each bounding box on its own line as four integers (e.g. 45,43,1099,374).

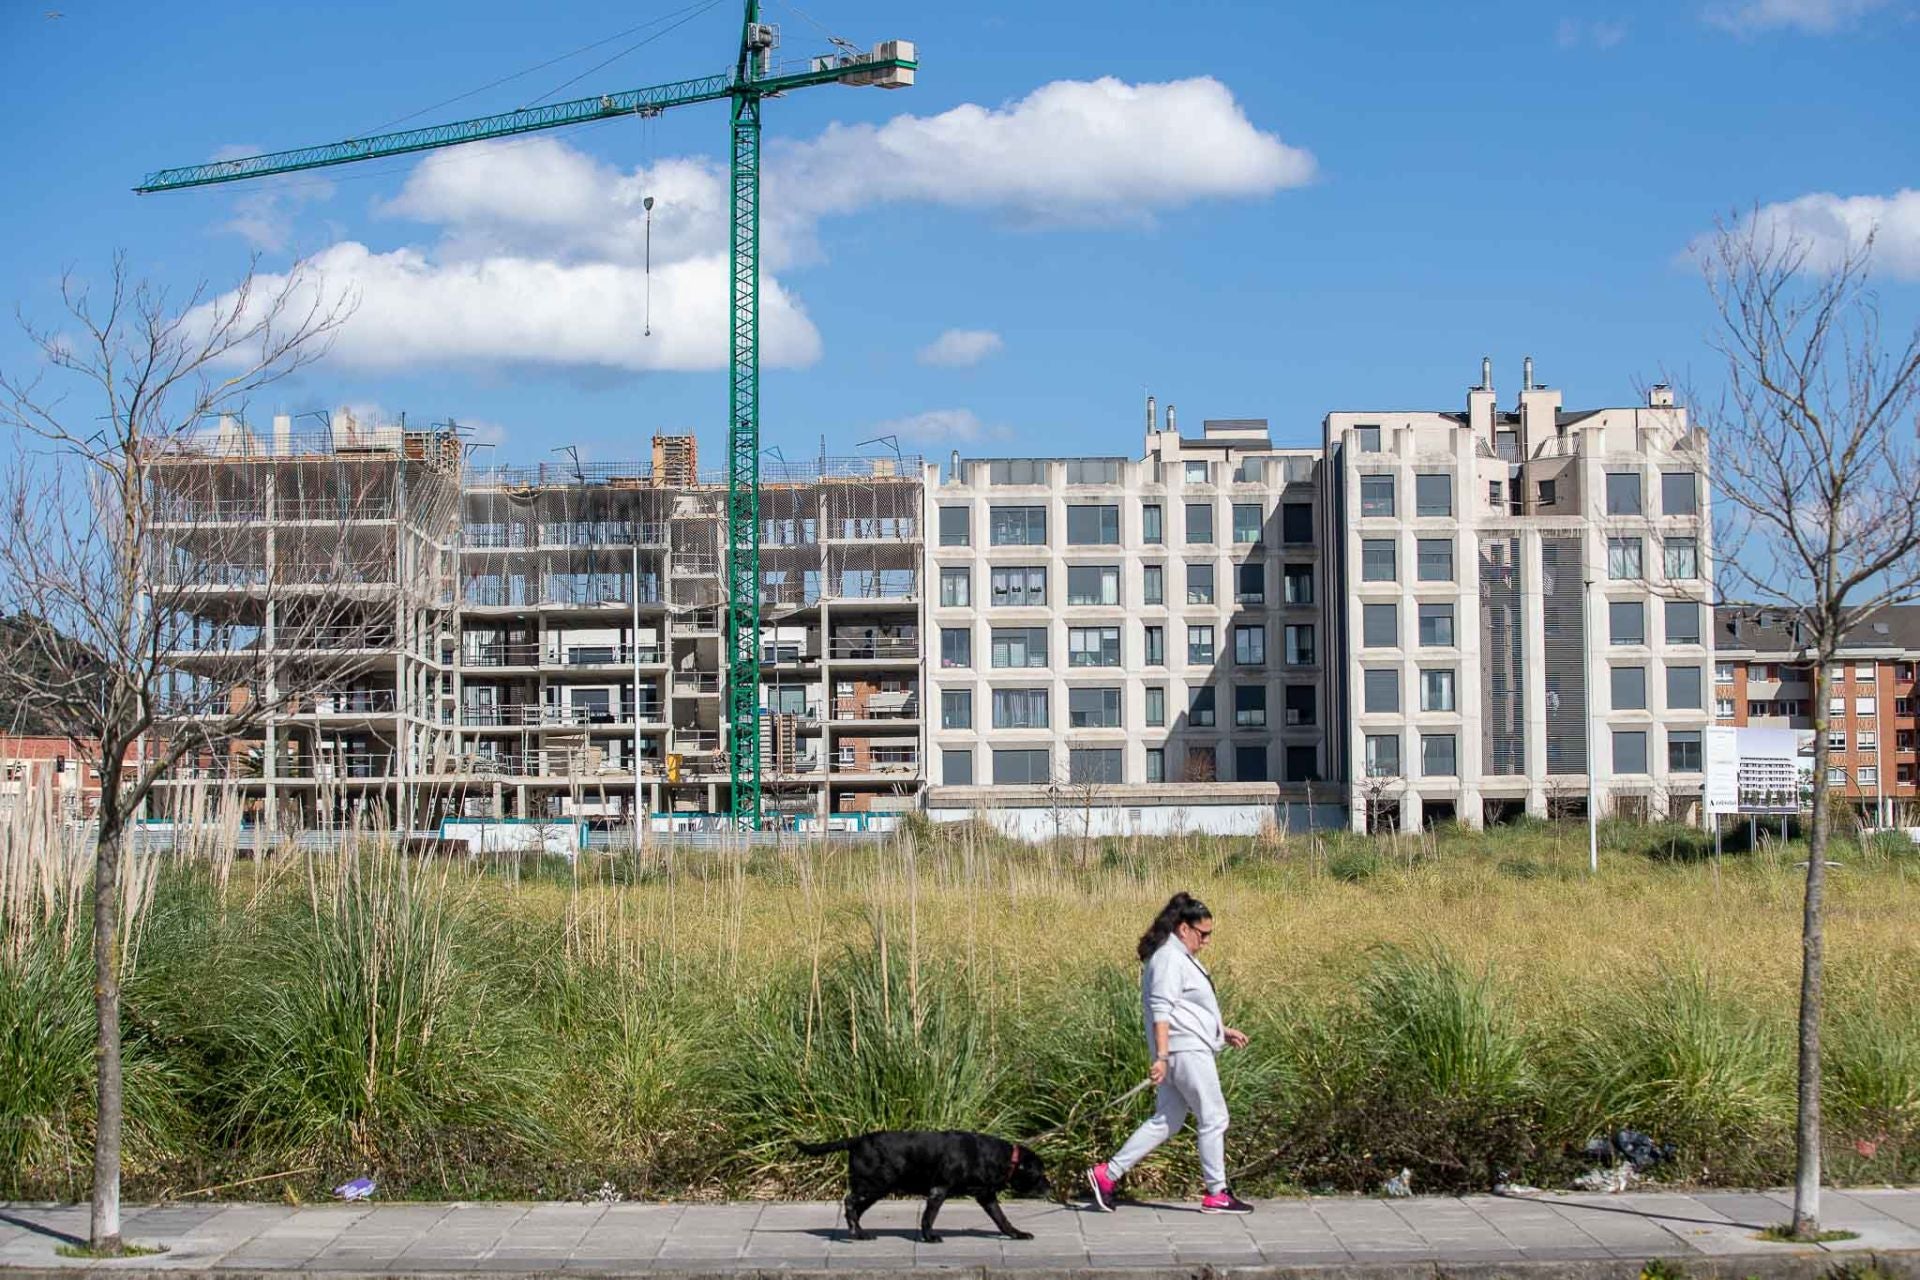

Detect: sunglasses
1190,925,1214,940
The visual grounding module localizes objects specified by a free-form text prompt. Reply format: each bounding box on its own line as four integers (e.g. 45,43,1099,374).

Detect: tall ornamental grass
4,809,1920,1200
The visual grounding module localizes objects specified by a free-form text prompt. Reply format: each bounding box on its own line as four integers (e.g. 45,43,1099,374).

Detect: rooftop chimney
1147,394,1156,435
1166,403,1177,434
1523,356,1535,391
1480,356,1493,391
949,449,960,482
1647,383,1675,408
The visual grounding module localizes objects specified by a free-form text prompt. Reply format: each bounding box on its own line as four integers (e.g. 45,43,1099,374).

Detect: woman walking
1086,892,1253,1214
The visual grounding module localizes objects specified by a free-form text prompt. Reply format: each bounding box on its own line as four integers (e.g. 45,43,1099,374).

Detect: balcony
833,745,920,775
827,635,919,662
464,644,540,668
461,703,660,727
297,689,399,715
544,645,666,667
832,691,919,722
673,672,722,695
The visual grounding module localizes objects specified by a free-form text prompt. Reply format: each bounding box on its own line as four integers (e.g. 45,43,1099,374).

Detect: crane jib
134,11,916,831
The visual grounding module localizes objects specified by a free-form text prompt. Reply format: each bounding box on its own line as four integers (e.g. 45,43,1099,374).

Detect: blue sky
2,0,1916,467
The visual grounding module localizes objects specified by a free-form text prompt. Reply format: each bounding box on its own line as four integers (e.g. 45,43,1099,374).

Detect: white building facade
1324,361,1715,831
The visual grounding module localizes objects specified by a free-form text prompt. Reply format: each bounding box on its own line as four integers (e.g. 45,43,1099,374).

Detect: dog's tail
794,1138,853,1156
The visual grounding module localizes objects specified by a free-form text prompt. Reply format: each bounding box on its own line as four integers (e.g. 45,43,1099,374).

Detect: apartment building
1324,361,1715,831
921,409,1343,835
147,419,924,831
1713,605,1920,822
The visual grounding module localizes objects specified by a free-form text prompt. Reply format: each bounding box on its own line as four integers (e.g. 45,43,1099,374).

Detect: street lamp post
1583,569,1599,874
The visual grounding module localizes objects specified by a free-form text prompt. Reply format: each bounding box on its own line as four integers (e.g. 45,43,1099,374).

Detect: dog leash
1024,1076,1155,1145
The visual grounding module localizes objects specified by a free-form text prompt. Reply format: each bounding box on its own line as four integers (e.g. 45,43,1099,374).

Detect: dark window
1613,730,1648,774
1233,503,1262,544
1362,538,1396,582
1066,504,1120,545
1609,600,1645,645
1069,748,1123,784
938,506,970,546
1236,560,1264,604
1068,686,1123,728
989,506,1046,545
941,689,972,729
1284,564,1314,604
1142,504,1163,544
1416,537,1453,582
993,748,1050,785
1234,625,1265,665
1668,665,1703,710
1065,458,1120,485
1365,734,1400,777
1189,685,1216,727
1186,562,1215,604
1285,684,1316,726
1420,733,1458,777
943,749,973,785
1669,729,1703,772
1661,471,1698,516
1415,473,1452,517
1363,603,1398,648
1143,564,1165,605
1234,684,1266,727
1666,599,1701,644
1364,668,1400,713
989,459,1046,485
1186,502,1214,544
1606,472,1642,515
1066,564,1120,606
1145,686,1166,726
1360,475,1394,518
1234,744,1268,782
1612,665,1647,710
1144,624,1165,665
940,627,972,668
1419,603,1454,647
1285,744,1320,781
1355,425,1381,453
1282,502,1314,544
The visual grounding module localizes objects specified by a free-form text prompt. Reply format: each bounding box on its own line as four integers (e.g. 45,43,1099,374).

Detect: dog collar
1009,1146,1022,1172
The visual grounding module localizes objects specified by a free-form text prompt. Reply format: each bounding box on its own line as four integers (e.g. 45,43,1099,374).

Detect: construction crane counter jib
133,2,916,830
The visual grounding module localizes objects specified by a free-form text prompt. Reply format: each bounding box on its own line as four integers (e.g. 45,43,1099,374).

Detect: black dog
796,1130,1050,1243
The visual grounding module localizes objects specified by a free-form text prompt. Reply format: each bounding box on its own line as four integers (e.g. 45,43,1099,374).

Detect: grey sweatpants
1104,1050,1228,1193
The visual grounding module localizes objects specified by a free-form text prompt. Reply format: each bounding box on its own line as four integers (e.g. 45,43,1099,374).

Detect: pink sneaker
1085,1163,1117,1212
1201,1190,1254,1214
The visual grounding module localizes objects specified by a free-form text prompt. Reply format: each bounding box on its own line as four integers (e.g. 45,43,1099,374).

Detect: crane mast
136,4,916,829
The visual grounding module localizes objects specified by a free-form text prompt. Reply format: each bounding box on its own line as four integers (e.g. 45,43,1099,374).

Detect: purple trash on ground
334,1177,376,1201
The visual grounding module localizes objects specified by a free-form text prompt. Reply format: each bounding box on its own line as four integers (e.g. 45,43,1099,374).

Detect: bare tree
0,256,350,1252
1689,218,1920,1238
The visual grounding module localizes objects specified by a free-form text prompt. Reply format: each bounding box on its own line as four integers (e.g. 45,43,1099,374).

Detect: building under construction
148,416,924,831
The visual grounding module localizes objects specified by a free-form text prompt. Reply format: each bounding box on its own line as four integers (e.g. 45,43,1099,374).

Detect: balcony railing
673,730,722,753
461,703,660,727
833,747,919,773
832,693,919,721
674,672,721,694
827,636,920,660
298,690,399,714
544,646,665,666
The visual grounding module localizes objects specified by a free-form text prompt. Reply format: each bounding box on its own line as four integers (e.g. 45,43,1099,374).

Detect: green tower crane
135,4,916,828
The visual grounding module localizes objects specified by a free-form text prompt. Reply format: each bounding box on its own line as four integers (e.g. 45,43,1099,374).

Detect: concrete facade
1325,363,1715,831
921,411,1339,834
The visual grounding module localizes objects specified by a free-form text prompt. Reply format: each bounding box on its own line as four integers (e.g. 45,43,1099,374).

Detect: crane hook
642,195,655,338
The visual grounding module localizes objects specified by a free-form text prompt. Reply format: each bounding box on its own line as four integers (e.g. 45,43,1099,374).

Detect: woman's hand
1224,1027,1249,1049
1149,1058,1168,1086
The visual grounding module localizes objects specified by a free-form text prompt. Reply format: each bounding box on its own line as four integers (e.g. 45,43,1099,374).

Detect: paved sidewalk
4,1189,1919,1276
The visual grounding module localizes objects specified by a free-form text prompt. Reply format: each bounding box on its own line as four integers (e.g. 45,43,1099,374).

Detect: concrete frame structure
1324,361,1715,831
921,410,1343,836
148,419,924,832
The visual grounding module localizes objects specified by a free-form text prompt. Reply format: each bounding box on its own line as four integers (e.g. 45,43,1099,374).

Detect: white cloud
197,240,821,373
873,408,1007,445
775,76,1314,231
1735,189,1920,280
1704,0,1888,33
206,76,1308,375
917,329,1003,367
1556,17,1628,47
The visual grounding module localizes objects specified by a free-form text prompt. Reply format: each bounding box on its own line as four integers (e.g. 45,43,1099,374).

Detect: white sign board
1706,726,1805,816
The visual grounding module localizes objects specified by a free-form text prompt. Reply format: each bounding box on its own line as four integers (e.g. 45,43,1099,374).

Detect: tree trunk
89,815,125,1252
1794,664,1830,1238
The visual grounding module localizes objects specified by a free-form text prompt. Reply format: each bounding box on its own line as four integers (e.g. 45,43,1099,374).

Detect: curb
5,1253,1920,1280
